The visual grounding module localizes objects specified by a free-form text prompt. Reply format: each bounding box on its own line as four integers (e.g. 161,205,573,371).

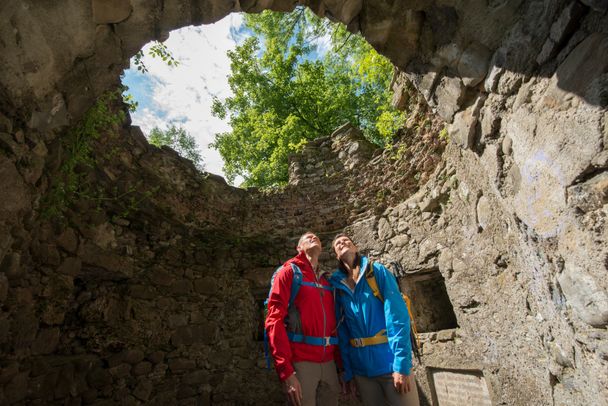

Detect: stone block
31,327,60,355
190,310,206,324
476,195,491,230
170,280,192,295
449,95,485,149
123,349,145,365
57,257,81,276
56,228,78,253
431,43,462,68
168,358,196,372
0,252,22,280
147,351,165,365
177,385,196,399
55,363,75,399
558,265,608,327
538,2,586,65
458,42,491,87
0,133,26,158
32,242,61,266
208,350,231,366
87,367,112,389
194,276,218,296
5,371,28,404
0,362,19,384
81,242,134,278
183,370,210,385
543,33,608,109
501,136,512,156
390,235,410,248
149,269,173,286
133,379,153,401
437,329,456,342
82,388,98,404
567,172,608,213
130,285,156,299
168,314,188,328
92,0,132,24
0,112,12,133
171,326,193,346
22,142,47,184
109,363,131,379
434,76,466,122
132,361,152,376
0,273,8,302
12,312,38,349
377,217,394,240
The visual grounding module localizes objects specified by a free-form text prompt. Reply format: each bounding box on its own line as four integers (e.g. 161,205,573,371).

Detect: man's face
298,233,322,254
333,236,356,260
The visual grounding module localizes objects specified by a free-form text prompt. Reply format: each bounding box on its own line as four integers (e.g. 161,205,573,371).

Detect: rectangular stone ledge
419,327,458,343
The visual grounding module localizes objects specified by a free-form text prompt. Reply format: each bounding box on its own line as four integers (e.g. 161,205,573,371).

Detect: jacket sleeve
265,264,294,381
376,263,413,375
335,292,354,382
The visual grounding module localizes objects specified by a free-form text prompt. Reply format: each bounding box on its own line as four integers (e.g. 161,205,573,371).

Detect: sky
121,11,333,185
121,14,246,182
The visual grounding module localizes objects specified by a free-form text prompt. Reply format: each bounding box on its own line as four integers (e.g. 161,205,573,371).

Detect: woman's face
333,236,357,259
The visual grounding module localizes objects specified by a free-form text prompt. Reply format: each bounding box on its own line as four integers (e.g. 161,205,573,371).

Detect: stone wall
0,94,442,405
1,0,607,405
0,104,286,404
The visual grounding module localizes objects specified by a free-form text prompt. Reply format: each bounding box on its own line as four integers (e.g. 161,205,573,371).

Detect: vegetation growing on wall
40,90,155,221
211,7,405,187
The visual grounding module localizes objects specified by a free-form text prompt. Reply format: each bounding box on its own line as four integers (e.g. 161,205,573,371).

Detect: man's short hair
298,231,317,248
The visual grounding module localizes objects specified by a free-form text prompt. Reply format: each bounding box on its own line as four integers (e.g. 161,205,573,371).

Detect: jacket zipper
337,257,368,336
314,269,328,360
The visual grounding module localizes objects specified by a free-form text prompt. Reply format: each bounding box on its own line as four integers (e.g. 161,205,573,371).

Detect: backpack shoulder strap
365,261,384,302
288,263,302,308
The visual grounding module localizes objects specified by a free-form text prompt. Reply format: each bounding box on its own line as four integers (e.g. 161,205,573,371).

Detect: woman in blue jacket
330,233,419,406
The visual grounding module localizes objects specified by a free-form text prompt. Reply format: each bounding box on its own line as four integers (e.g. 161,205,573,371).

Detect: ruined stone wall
0,94,442,405
0,105,290,404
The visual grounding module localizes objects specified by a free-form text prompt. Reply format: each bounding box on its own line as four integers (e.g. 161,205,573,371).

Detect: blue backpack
263,262,337,369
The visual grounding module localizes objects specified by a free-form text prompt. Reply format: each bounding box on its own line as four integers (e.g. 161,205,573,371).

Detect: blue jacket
329,256,412,382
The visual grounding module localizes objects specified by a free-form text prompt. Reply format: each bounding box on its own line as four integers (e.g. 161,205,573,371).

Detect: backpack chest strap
300,281,332,290
288,332,339,346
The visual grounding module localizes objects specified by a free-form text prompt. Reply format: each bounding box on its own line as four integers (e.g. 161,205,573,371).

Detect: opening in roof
121,7,406,189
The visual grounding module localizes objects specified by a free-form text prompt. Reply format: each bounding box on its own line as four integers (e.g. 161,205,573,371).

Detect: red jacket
265,251,339,381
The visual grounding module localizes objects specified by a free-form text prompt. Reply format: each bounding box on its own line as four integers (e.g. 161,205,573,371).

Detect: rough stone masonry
0,0,607,405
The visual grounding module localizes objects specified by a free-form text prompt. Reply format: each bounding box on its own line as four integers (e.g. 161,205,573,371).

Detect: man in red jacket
265,232,340,406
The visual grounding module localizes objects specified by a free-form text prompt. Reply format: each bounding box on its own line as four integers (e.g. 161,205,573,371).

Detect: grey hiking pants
355,373,420,406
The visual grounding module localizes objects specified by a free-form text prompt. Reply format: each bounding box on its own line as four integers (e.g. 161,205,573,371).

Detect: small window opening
401,269,458,332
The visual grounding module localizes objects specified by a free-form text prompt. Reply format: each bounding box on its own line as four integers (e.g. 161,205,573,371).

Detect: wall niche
401,269,458,333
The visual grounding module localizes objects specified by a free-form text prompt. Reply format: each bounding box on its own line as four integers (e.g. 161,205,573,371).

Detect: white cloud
123,14,244,181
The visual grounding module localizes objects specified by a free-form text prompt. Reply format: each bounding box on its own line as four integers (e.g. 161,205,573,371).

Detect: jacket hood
290,251,331,278
329,255,369,287
290,251,312,269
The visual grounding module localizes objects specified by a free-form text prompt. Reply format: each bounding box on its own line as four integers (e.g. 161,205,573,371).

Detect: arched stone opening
1,1,607,405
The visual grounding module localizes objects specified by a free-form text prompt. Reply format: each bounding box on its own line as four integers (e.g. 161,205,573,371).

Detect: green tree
211,7,404,187
148,125,204,171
